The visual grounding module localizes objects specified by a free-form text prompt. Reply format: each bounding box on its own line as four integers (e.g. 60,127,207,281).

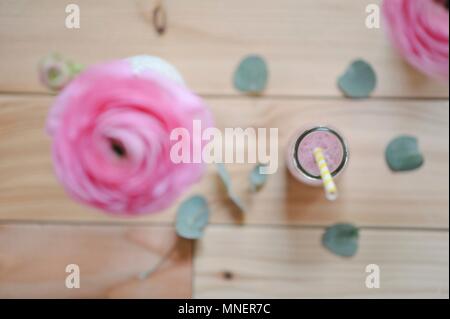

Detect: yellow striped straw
313,147,338,201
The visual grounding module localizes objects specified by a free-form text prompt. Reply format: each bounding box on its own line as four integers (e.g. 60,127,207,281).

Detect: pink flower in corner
382,0,449,81
47,56,213,216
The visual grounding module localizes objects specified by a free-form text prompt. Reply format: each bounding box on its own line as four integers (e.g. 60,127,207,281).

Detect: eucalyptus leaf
385,135,424,172
233,55,268,94
216,163,246,212
175,195,209,240
322,223,359,257
229,192,246,213
337,59,376,98
249,163,268,191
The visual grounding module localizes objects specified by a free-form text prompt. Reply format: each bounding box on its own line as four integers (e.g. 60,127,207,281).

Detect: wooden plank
0,95,448,228
194,226,449,298
0,223,192,298
0,0,448,97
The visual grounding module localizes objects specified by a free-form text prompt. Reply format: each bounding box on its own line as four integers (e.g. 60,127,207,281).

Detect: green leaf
337,59,376,98
175,195,209,240
249,163,268,191
216,163,246,212
233,54,268,94
322,223,359,257
385,135,424,172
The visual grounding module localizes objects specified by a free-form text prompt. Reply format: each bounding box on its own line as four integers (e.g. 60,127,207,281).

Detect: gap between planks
0,90,448,102
0,219,448,232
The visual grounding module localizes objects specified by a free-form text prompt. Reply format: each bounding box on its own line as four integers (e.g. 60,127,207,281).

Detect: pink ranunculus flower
382,0,449,81
47,55,213,216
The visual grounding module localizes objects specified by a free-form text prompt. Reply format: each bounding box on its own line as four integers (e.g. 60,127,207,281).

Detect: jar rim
293,126,349,181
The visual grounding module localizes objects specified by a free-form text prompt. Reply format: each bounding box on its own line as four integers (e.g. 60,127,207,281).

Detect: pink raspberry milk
286,126,349,186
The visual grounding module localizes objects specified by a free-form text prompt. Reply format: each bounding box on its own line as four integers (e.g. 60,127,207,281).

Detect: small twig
138,240,178,280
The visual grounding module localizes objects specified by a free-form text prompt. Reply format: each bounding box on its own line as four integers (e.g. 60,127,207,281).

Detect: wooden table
0,0,448,298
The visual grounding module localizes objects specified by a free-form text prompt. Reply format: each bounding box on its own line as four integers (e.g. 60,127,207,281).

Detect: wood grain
0,95,448,228
0,0,448,97
0,223,192,298
0,0,449,299
194,226,449,298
